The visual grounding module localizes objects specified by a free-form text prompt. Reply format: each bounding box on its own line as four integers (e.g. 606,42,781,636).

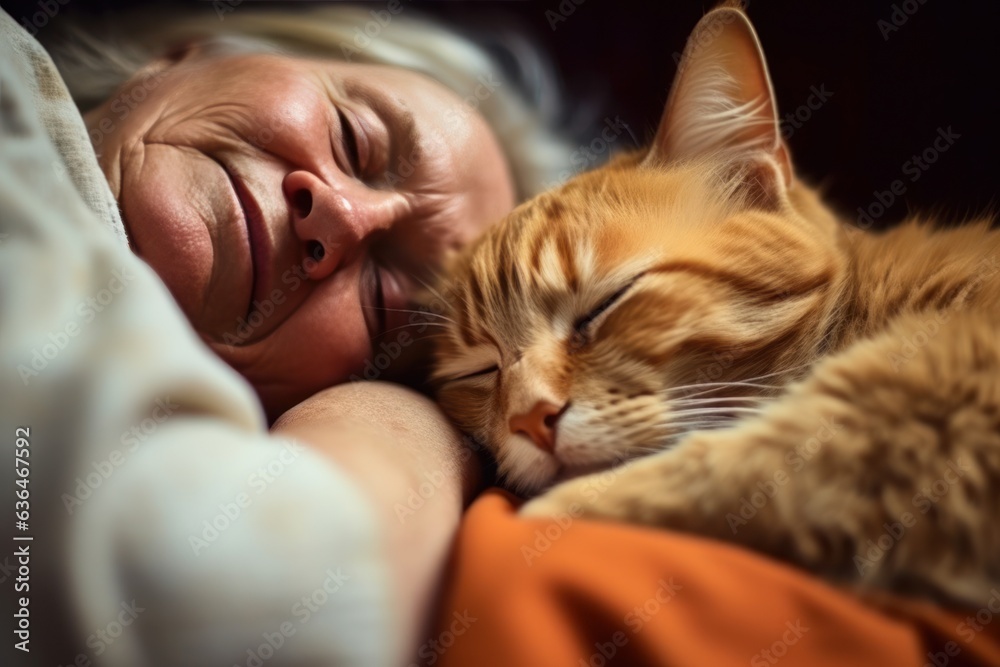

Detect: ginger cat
431,4,1000,605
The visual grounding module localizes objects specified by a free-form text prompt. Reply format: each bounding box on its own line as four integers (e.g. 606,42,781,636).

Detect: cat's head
431,5,847,494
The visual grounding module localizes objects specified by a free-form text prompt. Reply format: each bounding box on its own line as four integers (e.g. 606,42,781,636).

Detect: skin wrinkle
87,49,515,419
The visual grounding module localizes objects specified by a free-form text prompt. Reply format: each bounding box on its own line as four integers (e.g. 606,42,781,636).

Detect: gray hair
47,5,578,200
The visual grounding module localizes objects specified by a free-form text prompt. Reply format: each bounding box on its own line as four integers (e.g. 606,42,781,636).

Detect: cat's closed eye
449,365,499,383
571,278,640,347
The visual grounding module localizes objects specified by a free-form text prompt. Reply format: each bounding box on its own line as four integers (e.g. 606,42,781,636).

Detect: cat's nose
509,401,568,453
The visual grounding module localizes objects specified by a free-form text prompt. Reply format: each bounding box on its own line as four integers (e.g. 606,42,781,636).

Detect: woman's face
87,49,515,418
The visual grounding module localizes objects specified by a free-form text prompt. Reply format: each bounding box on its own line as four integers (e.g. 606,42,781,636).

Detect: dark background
11,0,999,228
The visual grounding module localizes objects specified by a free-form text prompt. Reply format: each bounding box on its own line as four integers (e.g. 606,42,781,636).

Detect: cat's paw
519,458,672,524
519,437,713,527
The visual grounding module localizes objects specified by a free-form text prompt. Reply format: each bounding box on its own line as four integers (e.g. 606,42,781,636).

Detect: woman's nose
282,169,407,280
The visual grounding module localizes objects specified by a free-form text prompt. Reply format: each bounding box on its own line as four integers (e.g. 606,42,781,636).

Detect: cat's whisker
662,364,813,400
407,331,448,340
667,406,763,419
652,414,732,430
742,363,813,382
661,414,731,425
360,304,456,324
661,381,783,399
419,270,480,322
659,422,725,435
380,306,458,324
409,271,452,304
376,322,450,338
662,380,779,393
668,396,767,407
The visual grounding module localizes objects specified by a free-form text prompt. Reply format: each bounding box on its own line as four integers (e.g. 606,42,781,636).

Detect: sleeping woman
3,6,571,666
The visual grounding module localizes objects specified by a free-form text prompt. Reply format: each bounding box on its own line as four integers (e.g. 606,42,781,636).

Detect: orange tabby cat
431,4,1000,605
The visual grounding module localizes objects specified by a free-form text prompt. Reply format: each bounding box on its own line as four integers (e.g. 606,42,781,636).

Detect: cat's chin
512,461,612,498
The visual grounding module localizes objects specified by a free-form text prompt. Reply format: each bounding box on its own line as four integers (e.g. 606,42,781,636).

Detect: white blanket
0,9,392,666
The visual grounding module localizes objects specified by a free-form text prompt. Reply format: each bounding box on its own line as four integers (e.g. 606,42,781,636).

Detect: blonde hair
47,5,576,199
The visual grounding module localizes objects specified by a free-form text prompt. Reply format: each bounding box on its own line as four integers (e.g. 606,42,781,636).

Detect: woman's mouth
220,161,273,319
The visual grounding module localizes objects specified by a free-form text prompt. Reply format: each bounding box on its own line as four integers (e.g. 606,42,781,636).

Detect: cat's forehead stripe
451,192,596,351
556,232,579,293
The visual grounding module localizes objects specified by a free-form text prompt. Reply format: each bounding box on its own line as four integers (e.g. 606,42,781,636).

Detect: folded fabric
430,489,1000,667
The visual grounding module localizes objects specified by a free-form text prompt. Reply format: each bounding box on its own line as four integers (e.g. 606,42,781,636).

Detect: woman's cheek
267,283,372,386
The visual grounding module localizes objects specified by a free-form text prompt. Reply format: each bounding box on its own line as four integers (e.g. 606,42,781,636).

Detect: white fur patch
499,433,560,494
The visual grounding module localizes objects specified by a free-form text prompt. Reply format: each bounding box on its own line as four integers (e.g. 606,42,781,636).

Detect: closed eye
337,107,360,176
575,283,634,333
448,365,499,383
572,276,642,344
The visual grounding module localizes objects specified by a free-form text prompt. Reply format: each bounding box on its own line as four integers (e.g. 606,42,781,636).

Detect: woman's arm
271,381,481,663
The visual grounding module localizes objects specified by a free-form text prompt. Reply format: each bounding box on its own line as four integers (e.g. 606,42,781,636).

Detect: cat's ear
646,6,792,205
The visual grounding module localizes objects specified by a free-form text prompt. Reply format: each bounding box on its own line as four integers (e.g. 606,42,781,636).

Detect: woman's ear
645,5,792,202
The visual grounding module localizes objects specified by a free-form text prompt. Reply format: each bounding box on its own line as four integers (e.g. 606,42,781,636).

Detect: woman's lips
227,167,273,317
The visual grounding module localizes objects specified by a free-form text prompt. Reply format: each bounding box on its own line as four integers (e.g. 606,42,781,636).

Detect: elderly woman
63,7,570,416
1,6,570,666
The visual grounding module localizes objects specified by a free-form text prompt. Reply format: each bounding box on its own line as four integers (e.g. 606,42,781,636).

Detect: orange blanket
425,489,1000,667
